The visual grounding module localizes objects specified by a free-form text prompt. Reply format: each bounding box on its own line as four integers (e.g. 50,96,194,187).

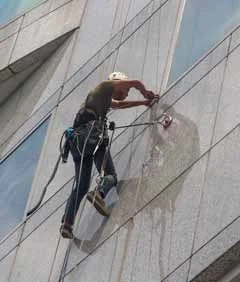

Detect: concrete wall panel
163,262,190,282
50,0,71,11
124,157,207,281
0,225,23,263
213,46,240,144
10,0,86,65
23,180,73,240
126,0,152,23
22,1,51,28
193,126,240,252
165,37,229,106
9,206,64,282
0,90,57,158
141,0,180,93
188,216,240,281
65,0,120,80
64,232,119,282
62,48,119,100
0,59,62,157
31,32,77,112
0,252,17,282
0,17,22,43
230,25,240,52
0,35,18,71
0,32,77,156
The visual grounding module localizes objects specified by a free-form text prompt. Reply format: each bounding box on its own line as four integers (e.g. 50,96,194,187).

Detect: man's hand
143,97,159,107
144,90,159,100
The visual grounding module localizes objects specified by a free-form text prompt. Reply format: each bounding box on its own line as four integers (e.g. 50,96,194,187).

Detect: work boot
60,222,73,239
87,190,110,217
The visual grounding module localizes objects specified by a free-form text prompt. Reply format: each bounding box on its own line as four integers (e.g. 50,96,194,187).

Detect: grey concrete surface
213,45,240,144
64,232,119,282
10,30,74,74
22,0,51,28
121,0,154,43
126,0,152,23
0,251,17,282
0,67,13,82
23,179,73,240
65,0,122,80
50,0,71,12
65,0,167,82
162,262,190,282
10,0,85,65
165,37,229,106
0,17,22,43
142,0,180,93
193,126,240,252
230,25,240,52
188,216,240,282
0,32,76,155
61,36,120,100
0,34,18,72
30,33,76,112
0,60,41,105
8,206,64,282
0,89,58,158
0,224,23,261
0,48,65,156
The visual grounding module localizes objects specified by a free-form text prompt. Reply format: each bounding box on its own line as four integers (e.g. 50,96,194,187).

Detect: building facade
0,0,240,281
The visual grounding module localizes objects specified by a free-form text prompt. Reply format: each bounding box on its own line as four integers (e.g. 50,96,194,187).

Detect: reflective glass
0,0,43,25
0,118,49,240
168,0,240,84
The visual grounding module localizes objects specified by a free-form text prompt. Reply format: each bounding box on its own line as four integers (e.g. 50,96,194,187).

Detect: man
60,72,159,239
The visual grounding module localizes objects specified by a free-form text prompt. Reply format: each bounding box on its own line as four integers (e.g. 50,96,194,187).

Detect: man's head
108,71,129,100
108,72,128,81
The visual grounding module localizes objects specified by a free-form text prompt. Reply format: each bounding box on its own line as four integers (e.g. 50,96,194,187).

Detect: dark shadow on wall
74,104,200,279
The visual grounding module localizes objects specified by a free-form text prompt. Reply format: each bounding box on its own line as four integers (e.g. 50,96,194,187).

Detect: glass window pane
0,118,49,240
0,0,44,25
168,0,240,84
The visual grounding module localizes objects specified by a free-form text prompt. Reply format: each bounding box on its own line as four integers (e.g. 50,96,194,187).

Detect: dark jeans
63,125,117,226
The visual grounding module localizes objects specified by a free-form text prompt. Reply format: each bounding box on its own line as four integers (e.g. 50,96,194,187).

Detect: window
168,0,240,84
0,0,44,25
0,118,49,240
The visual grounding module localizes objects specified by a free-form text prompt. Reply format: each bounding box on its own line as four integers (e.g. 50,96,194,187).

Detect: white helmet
108,71,128,80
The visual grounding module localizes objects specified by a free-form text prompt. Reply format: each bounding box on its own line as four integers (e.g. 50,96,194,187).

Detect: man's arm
111,99,153,109
114,79,158,99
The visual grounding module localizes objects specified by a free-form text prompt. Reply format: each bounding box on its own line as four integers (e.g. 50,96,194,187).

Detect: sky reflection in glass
0,119,49,240
168,0,240,84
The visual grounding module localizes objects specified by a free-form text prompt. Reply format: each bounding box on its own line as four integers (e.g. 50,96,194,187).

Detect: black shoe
60,223,73,239
87,191,110,217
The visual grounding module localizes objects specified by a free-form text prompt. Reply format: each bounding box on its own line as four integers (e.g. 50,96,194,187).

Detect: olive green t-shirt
84,81,115,117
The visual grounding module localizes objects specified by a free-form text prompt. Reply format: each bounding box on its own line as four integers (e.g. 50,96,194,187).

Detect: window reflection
168,0,240,84
0,118,49,240
0,0,43,25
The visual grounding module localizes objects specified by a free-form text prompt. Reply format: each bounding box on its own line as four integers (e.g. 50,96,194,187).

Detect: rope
58,121,96,282
26,131,67,217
